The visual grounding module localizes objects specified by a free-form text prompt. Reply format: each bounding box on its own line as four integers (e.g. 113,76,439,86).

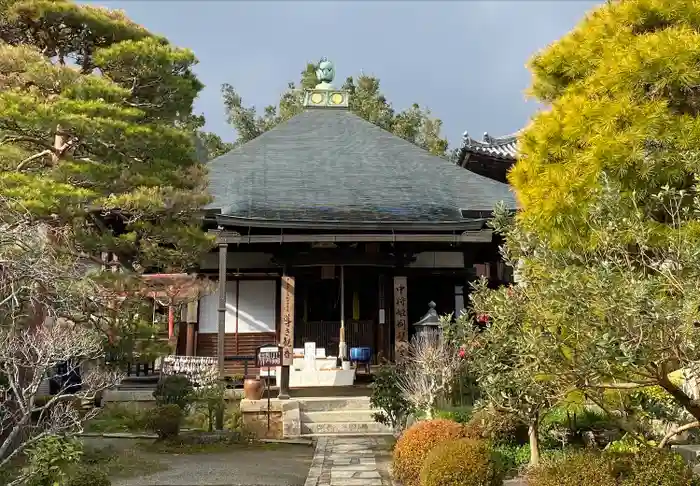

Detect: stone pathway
304,436,394,486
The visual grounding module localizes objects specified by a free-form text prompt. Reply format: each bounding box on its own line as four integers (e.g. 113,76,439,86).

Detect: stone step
302,409,376,423
298,397,373,412
672,444,700,465
300,432,394,438
302,421,392,435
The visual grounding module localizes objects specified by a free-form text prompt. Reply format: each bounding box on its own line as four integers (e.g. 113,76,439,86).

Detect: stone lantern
413,301,441,339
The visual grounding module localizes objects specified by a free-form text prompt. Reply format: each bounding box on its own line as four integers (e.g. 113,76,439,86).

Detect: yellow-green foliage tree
464,0,700,448
511,0,700,247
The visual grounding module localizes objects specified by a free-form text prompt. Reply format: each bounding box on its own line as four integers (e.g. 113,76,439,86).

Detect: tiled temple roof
455,131,519,184
460,131,518,161
205,59,516,228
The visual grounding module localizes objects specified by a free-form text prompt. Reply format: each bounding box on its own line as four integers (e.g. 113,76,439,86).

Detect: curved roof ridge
460,130,519,161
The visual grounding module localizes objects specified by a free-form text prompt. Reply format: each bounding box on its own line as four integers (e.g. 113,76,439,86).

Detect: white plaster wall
198,280,276,334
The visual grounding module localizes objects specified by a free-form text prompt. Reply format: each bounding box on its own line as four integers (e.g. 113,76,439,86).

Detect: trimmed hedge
392,419,466,486
526,450,617,486
526,448,696,486
420,438,503,486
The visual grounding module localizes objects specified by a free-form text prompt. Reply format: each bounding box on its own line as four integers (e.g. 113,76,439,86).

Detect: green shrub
392,419,467,486
434,405,473,425
629,384,688,424
605,433,656,453
224,401,243,430
464,407,526,444
85,403,146,433
539,406,614,447
420,438,503,486
492,443,531,477
370,360,414,430
493,443,581,478
190,383,226,431
144,404,183,439
24,435,83,486
64,465,111,486
526,450,618,486
618,448,695,486
527,448,696,486
153,374,194,410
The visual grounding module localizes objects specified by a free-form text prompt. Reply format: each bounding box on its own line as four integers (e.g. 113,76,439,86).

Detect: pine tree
1,0,213,273
0,0,214,364
510,0,700,247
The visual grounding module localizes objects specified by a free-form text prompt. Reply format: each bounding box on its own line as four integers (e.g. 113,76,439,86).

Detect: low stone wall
103,389,156,410
102,388,244,410
240,399,301,439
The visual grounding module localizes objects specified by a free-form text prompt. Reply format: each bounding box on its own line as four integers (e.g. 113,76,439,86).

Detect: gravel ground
83,438,314,486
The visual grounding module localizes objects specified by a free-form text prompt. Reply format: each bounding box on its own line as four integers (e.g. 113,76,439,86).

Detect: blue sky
86,0,601,149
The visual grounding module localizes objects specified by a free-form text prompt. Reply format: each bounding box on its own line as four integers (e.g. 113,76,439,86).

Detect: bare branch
396,332,461,418
658,421,700,448
16,149,52,170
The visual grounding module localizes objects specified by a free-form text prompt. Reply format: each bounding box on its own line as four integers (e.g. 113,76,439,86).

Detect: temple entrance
293,266,382,362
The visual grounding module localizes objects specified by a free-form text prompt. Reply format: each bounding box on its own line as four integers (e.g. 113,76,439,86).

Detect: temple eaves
461,131,519,161
303,57,350,109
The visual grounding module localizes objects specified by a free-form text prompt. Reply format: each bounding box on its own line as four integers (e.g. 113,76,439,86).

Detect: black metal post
267,364,271,431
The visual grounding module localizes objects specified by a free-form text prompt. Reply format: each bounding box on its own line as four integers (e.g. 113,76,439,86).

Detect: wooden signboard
280,276,295,366
393,276,408,359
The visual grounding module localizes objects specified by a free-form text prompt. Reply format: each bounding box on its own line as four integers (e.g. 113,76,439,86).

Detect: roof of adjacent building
205,60,516,229
459,132,519,162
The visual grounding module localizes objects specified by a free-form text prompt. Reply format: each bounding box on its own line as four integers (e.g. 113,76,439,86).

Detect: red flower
476,313,489,323
458,348,466,359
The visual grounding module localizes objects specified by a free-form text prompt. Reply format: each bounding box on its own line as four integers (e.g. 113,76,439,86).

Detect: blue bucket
350,347,371,363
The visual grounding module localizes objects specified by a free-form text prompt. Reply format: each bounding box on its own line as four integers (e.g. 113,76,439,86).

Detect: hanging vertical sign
393,276,408,359
280,276,295,366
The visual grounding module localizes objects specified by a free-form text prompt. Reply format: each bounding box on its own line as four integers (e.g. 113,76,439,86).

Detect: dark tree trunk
658,375,700,421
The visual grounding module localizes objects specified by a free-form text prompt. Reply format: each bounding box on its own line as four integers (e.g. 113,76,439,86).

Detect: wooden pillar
393,276,408,360
377,274,386,363
217,243,228,378
278,274,295,399
167,306,175,339
339,265,347,360
185,300,198,356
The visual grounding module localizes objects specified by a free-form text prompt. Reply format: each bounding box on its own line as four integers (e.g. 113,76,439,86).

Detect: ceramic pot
243,377,264,400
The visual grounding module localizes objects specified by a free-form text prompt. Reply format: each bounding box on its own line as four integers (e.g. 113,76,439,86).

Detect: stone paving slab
304,436,394,486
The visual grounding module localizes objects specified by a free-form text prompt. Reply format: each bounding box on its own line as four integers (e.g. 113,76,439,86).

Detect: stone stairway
298,396,393,437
